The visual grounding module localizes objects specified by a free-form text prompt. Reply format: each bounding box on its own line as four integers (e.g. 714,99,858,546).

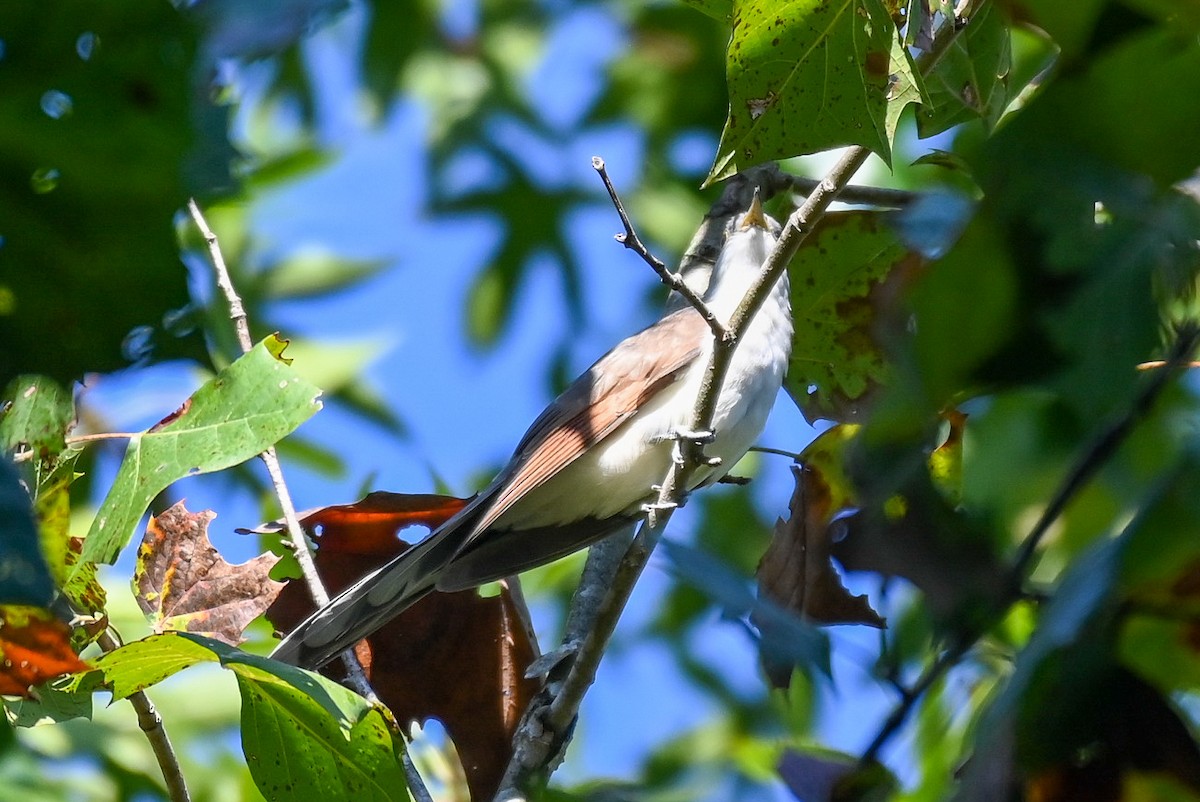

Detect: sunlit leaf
783,211,923,423
134,502,284,645
707,0,900,186
80,335,322,569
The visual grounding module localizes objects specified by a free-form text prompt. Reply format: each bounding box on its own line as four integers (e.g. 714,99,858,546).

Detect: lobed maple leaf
135,501,284,646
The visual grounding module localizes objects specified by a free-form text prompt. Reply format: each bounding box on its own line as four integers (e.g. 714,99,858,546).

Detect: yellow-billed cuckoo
271,197,792,668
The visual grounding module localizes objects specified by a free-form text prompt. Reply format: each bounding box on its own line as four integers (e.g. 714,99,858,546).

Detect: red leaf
135,501,284,646
0,605,90,697
264,491,540,802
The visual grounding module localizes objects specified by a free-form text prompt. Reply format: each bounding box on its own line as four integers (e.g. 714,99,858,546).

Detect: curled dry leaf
135,501,284,646
0,605,90,697
263,491,541,802
756,459,884,689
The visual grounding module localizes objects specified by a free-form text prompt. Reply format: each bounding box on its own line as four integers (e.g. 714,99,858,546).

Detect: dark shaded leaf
778,747,897,802
0,461,54,608
0,0,231,386
756,463,884,688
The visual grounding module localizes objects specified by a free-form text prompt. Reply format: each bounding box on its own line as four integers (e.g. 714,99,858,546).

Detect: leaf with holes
784,211,923,423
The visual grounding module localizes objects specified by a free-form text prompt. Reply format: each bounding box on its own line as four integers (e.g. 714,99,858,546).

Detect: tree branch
592,156,728,341
494,150,867,797
97,631,190,802
186,199,432,802
780,172,917,208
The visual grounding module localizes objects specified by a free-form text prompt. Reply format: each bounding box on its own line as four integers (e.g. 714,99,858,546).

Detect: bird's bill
740,193,769,230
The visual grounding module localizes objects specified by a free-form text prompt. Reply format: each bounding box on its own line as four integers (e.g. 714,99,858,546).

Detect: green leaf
0,376,72,465
94,633,219,700
914,1,1012,138
237,672,409,802
3,671,101,727
680,0,733,20
783,211,921,423
707,0,899,186
907,215,1018,406
80,336,322,569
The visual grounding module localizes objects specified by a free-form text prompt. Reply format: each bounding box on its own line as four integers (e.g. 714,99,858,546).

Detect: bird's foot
643,497,681,523
651,427,715,446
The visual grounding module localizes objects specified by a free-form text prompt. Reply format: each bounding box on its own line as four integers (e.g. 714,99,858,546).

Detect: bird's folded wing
465,307,710,540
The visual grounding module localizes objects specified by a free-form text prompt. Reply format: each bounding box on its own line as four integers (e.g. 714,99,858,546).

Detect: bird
271,196,792,669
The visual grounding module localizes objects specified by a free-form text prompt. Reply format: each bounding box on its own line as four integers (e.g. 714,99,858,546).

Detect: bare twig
781,173,917,208
592,156,729,341
97,631,190,802
748,445,804,461
1011,325,1200,577
186,199,432,802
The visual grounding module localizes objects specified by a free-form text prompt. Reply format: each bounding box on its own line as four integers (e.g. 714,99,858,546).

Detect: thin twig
748,445,803,461
781,173,917,208
186,199,432,802
860,638,967,765
97,631,190,802
64,432,140,445
855,320,1200,767
1010,325,1200,577
592,156,729,341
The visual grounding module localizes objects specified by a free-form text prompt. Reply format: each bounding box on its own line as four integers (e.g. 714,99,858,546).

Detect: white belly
496,273,791,528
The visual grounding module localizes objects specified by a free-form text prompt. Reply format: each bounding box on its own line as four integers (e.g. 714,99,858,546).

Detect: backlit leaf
0,606,89,698
80,335,322,569
707,0,900,186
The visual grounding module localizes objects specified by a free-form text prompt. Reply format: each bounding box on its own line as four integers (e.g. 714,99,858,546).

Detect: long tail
269,515,473,669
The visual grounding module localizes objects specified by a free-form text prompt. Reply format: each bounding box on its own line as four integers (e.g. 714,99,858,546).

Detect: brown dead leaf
264,491,540,802
756,463,884,689
135,501,284,646
0,605,90,697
